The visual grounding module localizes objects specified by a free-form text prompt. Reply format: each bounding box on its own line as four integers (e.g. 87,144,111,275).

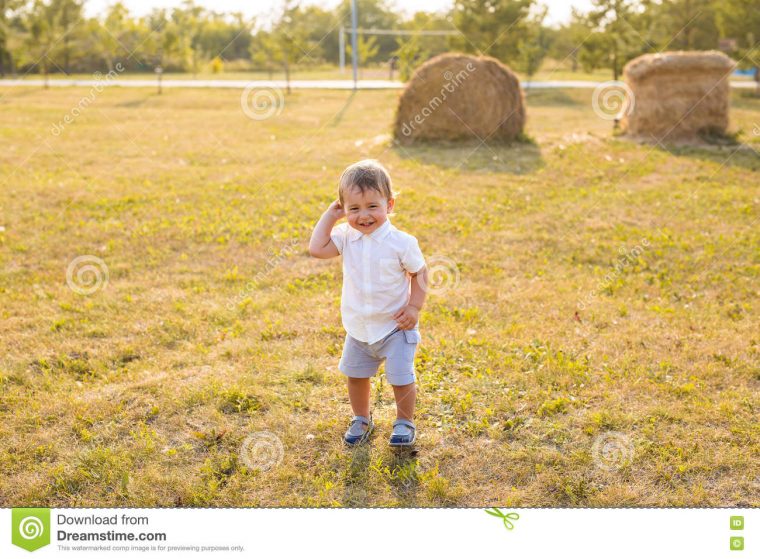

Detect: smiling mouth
358,221,375,228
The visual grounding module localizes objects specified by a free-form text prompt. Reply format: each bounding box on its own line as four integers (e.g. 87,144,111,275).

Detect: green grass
0,84,758,507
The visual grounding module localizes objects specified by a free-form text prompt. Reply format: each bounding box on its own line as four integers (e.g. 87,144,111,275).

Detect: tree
401,10,450,57
299,4,336,64
21,0,59,86
90,2,131,72
140,8,185,72
585,0,646,80
260,1,313,93
394,34,427,82
714,0,760,90
449,0,535,64
250,30,278,79
578,30,612,73
171,1,205,77
517,5,549,84
347,33,379,76
337,0,400,62
187,11,253,66
0,0,24,76
645,0,719,51
49,0,83,74
550,10,594,72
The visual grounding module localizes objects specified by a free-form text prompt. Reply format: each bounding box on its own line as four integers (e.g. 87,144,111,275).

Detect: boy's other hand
327,199,345,221
393,305,419,330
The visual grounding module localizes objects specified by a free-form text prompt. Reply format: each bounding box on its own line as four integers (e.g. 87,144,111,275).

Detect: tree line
0,0,757,81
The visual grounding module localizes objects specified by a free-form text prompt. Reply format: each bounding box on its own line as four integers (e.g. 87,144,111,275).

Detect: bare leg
347,377,371,427
392,382,416,421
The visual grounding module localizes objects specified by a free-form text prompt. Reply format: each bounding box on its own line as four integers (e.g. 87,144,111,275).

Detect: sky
84,0,596,27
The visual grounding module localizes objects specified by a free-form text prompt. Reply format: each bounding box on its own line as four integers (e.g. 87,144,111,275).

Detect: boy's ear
387,197,395,213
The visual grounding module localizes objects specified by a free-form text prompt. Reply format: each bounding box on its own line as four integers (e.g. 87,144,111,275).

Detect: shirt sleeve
330,223,348,255
401,235,426,274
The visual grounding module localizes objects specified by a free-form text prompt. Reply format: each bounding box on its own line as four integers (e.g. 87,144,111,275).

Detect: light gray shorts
338,327,421,386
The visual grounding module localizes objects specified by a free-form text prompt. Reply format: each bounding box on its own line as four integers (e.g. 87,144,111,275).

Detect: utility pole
351,0,358,89
339,27,345,73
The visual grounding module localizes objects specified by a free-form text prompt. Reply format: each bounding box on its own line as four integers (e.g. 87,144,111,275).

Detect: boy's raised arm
308,200,344,259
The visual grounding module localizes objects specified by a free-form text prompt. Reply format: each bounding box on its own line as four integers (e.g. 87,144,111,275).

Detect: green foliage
517,5,549,80
449,0,535,64
714,0,760,72
394,37,422,82
217,387,262,415
337,0,401,62
210,55,223,73
347,34,380,72
537,396,571,417
583,0,646,80
2,0,757,79
548,12,591,72
647,0,719,51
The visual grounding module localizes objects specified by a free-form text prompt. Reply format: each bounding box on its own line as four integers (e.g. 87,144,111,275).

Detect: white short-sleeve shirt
330,218,426,344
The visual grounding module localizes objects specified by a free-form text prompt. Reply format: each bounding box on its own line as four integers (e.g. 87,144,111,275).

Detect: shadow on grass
655,141,760,172
387,449,421,506
731,89,760,109
328,91,356,127
393,138,544,175
341,444,372,507
339,443,421,506
640,90,760,171
116,96,151,108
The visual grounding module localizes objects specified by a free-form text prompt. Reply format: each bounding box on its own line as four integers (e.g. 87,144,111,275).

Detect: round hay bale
393,53,525,144
621,50,735,143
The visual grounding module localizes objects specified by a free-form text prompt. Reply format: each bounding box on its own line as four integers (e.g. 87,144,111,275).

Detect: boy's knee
390,377,416,388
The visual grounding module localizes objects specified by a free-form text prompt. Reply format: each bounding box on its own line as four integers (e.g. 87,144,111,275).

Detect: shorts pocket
403,329,421,344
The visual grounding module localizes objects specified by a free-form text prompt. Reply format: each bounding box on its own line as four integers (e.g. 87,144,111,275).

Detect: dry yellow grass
0,85,758,507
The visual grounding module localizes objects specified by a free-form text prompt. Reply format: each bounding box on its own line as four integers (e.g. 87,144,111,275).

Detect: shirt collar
348,218,393,243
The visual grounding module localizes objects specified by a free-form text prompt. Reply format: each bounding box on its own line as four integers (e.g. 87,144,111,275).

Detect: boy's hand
393,305,419,330
326,199,345,221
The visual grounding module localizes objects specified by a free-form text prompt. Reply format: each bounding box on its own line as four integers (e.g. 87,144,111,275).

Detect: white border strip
1,508,755,558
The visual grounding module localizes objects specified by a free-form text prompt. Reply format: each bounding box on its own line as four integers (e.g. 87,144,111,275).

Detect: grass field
0,84,758,507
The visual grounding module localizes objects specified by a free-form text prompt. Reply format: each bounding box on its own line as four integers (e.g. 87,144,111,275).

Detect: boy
308,160,428,447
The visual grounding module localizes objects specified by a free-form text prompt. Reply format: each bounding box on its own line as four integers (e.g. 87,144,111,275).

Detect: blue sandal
344,414,373,446
389,418,416,447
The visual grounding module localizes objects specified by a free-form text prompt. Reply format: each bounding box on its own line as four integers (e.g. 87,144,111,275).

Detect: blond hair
338,159,394,205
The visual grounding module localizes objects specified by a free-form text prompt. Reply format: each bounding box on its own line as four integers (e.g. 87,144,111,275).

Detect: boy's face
343,185,394,235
